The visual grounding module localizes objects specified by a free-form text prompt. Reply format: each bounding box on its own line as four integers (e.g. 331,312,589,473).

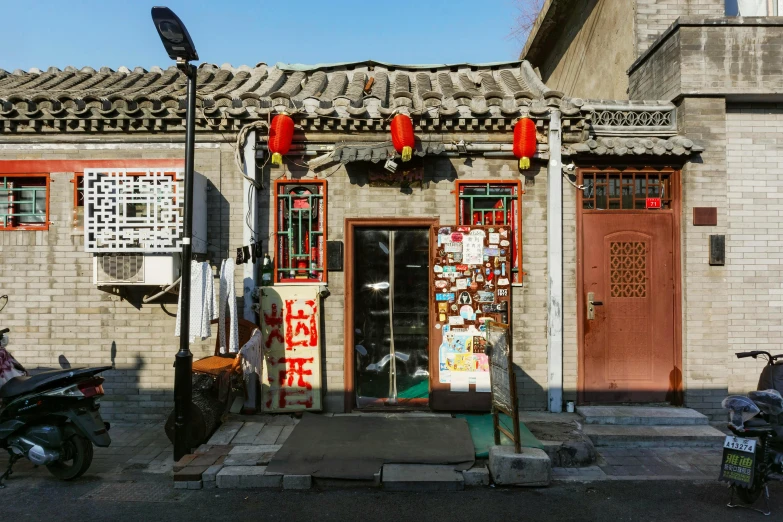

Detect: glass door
353,228,430,408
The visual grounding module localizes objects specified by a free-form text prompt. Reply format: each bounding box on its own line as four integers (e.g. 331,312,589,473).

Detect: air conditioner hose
142,276,182,304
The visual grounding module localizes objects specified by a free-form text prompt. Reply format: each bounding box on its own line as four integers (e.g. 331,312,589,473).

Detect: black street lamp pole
173,59,197,461
150,6,199,462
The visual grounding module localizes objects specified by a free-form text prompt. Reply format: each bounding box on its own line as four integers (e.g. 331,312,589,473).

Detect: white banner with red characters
259,284,323,412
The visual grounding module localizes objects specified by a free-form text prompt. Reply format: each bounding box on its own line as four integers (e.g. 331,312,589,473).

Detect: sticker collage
433,225,512,393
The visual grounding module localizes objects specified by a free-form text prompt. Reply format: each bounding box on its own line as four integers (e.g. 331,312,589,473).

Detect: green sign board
719,448,755,487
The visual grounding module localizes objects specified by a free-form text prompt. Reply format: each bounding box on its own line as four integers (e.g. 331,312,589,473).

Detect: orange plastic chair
192,317,258,376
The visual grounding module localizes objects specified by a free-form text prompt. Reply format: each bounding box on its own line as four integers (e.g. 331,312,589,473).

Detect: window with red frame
0,174,49,231
456,180,522,282
72,172,85,230
274,180,327,283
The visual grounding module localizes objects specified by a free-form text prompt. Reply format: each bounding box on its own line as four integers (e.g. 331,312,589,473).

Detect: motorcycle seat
0,368,80,399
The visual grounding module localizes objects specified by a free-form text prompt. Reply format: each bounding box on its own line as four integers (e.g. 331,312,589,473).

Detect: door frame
343,217,439,412
576,166,683,405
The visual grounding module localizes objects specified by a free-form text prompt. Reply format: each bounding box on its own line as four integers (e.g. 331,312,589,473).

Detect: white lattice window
84,168,184,252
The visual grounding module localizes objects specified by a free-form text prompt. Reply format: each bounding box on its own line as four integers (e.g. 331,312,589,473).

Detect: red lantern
513,117,537,170
390,114,415,162
269,114,294,165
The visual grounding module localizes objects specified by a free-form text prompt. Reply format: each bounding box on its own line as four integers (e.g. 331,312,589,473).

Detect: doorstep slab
489,446,552,486
382,464,464,492
577,406,709,426
583,424,726,447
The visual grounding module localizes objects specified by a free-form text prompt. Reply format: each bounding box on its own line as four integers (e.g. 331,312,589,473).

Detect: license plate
724,436,756,454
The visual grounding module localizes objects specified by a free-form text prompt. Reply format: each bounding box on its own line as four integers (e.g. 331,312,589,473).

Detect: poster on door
260,284,323,411
432,225,512,391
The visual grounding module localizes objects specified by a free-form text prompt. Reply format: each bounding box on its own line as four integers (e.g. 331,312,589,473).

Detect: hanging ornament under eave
513,117,537,170
391,114,415,162
269,113,294,165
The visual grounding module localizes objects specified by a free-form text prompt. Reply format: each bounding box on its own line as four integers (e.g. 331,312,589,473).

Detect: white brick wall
726,104,783,394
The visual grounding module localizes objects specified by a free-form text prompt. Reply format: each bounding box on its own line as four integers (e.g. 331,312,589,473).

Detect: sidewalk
553,447,723,481
0,421,173,481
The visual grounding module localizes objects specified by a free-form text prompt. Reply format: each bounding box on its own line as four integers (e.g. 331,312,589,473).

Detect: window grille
274,180,327,283
581,170,673,210
84,169,182,252
0,175,49,230
456,181,522,282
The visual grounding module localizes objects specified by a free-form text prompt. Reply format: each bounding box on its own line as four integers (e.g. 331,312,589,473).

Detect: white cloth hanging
219,258,239,354
239,328,263,385
175,261,216,341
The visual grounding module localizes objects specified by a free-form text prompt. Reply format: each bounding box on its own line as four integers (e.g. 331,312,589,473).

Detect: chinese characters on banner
260,285,323,411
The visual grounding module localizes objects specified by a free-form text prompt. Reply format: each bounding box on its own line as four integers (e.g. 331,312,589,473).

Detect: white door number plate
724,436,757,454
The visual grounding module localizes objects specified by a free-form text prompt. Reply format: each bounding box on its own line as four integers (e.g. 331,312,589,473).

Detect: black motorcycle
720,350,783,515
0,326,112,487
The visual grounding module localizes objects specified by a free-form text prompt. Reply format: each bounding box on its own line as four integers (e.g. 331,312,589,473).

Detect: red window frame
273,179,327,284
0,173,51,231
455,180,523,283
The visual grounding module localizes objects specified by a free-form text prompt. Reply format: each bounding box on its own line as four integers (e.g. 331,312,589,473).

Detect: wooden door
581,212,678,403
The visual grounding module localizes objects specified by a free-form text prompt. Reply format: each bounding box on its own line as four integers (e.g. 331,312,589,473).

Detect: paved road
1,469,780,522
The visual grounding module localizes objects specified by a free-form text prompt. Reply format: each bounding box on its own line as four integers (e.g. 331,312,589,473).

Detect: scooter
720,350,783,515
0,326,112,487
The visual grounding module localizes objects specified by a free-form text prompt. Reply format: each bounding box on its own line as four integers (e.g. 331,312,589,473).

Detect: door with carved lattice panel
579,169,679,404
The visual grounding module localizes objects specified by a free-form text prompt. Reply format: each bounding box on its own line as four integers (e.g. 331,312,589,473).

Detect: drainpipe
242,130,258,410
547,109,564,413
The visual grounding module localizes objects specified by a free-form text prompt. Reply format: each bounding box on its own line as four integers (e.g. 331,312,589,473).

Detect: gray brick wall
628,29,681,100
635,0,724,56
631,21,783,100
1,145,554,419
725,104,783,395
0,143,244,421
259,157,551,412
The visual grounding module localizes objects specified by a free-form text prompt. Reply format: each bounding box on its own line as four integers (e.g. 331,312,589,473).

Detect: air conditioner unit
93,253,180,286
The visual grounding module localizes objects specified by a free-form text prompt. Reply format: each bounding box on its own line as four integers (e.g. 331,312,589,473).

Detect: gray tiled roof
0,60,561,123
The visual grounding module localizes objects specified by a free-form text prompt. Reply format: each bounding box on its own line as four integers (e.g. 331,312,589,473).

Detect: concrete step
382,464,464,491
577,406,709,426
584,424,726,448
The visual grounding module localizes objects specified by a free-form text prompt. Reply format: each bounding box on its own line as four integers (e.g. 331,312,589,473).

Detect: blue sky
2,0,526,71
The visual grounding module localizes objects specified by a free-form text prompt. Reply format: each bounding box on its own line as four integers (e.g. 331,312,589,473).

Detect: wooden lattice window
456,180,522,282
274,179,327,283
0,174,50,231
582,170,672,210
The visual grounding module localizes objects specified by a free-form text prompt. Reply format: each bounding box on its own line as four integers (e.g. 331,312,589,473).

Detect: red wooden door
581,213,677,403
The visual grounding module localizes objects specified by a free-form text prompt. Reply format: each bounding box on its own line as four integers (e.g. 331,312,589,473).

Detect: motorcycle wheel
46,434,94,481
735,482,765,505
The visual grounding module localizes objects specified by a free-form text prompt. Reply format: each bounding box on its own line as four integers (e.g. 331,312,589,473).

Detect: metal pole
174,61,197,461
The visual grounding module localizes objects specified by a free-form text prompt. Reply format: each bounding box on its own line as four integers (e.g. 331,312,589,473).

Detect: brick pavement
553,446,723,481
0,421,173,481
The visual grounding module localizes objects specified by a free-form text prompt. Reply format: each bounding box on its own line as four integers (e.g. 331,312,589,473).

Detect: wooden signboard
486,321,521,453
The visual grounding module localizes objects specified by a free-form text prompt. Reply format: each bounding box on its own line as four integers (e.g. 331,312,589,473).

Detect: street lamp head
151,6,198,62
